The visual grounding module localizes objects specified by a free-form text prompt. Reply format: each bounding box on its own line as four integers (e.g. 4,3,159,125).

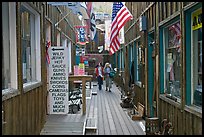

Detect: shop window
2,2,17,91
136,41,142,85
164,21,181,100
191,8,202,107
21,3,41,86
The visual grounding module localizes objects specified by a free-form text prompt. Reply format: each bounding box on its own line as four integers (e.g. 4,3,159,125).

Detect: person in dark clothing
95,63,104,90
129,61,135,87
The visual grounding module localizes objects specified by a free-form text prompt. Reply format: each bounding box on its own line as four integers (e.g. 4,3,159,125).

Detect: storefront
185,4,202,107
159,15,181,102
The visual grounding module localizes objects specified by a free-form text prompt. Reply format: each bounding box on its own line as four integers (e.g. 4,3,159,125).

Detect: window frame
162,21,182,102
190,8,202,107
135,40,142,86
2,2,18,99
21,3,41,90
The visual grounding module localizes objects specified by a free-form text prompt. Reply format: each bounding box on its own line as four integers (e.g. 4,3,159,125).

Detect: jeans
97,76,103,90
105,74,112,90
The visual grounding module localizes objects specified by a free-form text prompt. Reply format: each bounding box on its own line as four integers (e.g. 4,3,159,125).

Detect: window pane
165,22,181,98
136,41,142,82
193,28,202,107
2,2,11,89
21,6,36,84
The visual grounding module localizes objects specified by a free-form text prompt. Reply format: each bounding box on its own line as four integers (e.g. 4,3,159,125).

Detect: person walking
95,62,104,90
103,62,113,92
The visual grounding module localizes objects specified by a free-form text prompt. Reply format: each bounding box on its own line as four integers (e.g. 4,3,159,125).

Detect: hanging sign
192,9,202,30
75,26,89,45
48,47,69,114
76,47,85,56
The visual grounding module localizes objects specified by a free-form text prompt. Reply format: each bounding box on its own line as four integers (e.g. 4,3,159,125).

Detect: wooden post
180,2,185,110
124,46,129,93
155,2,160,117
82,79,86,115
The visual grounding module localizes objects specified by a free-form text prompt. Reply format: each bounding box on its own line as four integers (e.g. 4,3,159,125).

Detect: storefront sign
75,25,89,45
192,9,202,30
76,47,85,56
48,47,69,114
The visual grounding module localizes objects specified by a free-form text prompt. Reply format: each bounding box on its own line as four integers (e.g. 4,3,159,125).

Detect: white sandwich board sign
48,47,69,114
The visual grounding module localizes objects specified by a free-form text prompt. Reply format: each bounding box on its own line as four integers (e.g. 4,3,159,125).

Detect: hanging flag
46,40,51,65
169,22,181,52
86,2,96,40
109,2,133,55
75,25,89,45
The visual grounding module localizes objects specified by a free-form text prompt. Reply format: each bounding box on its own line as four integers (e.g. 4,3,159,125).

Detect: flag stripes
109,2,133,55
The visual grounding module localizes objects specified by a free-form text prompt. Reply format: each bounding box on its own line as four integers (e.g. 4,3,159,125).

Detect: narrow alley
41,81,145,135
2,2,202,135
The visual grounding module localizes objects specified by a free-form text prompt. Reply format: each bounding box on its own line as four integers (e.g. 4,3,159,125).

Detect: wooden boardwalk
40,81,146,135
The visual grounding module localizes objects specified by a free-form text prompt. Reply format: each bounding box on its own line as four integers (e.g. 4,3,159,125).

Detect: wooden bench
128,102,144,121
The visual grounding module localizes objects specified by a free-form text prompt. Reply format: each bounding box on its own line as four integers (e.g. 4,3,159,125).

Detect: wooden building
2,2,81,135
112,2,202,135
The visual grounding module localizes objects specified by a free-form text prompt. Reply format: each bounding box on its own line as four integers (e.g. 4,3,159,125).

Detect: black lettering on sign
51,56,62,60
54,60,63,64
50,80,68,84
53,69,65,72
51,77,66,80
54,101,63,104
52,92,66,97
53,73,66,76
53,109,65,112
53,96,65,101
49,89,68,92
52,64,66,68
53,105,65,109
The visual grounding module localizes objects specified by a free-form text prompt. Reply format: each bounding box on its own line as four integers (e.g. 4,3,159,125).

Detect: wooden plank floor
85,81,146,135
40,81,145,135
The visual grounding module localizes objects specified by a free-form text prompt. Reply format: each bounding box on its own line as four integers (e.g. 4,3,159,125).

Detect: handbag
109,70,115,78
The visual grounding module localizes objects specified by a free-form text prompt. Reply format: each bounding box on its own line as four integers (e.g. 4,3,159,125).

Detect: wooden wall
2,86,46,135
122,2,202,135
2,2,47,135
159,96,202,135
2,2,79,135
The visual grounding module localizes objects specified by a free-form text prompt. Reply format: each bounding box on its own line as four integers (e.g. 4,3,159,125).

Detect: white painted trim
68,41,72,73
190,9,202,105
9,2,18,89
163,28,166,92
190,11,193,105
35,12,41,82
57,32,61,46
21,3,41,86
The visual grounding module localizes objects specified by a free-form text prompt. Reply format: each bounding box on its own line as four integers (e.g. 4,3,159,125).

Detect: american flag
169,22,181,52
109,2,133,55
46,40,51,65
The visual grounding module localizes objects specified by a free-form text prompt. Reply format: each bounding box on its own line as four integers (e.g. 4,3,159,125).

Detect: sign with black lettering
48,47,69,114
192,9,202,31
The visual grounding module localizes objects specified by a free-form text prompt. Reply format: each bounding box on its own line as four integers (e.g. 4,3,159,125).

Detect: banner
192,8,202,30
75,26,89,45
105,20,111,51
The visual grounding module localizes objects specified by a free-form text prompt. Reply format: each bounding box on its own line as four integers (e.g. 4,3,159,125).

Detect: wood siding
2,2,79,135
2,86,46,135
121,2,202,135
159,96,202,135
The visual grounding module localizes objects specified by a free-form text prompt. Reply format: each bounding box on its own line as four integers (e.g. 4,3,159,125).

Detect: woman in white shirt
103,63,112,92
